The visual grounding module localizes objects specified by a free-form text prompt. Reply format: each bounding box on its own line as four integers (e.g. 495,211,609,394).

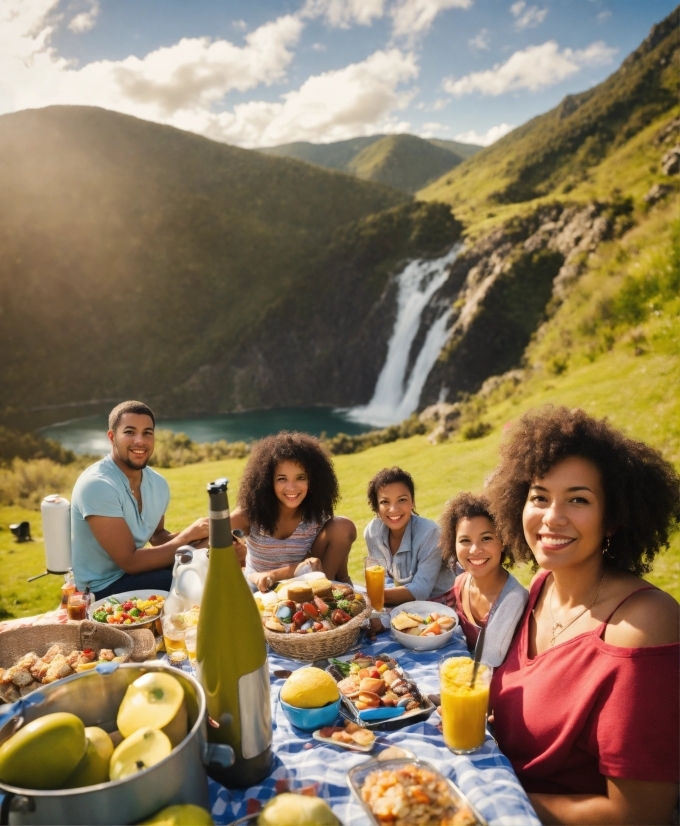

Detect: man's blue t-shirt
71,454,170,592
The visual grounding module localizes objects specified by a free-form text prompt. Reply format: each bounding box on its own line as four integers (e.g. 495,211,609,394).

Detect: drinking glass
439,655,491,754
364,557,385,613
184,626,197,667
162,614,187,656
67,592,88,621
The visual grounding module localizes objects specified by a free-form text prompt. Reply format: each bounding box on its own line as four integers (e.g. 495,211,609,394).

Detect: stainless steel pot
0,663,234,825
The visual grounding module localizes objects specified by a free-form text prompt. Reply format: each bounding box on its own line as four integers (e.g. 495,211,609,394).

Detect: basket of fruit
260,579,372,661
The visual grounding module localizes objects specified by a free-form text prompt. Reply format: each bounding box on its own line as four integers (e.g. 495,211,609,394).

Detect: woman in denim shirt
364,467,455,605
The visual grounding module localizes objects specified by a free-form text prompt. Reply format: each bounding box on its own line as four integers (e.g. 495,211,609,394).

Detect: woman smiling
487,406,680,826
231,432,356,592
364,467,455,605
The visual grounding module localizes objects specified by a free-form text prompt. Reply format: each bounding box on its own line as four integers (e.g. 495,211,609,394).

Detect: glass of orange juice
439,656,490,753
364,557,385,613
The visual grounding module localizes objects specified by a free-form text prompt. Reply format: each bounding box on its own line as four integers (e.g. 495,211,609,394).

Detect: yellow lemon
280,667,339,709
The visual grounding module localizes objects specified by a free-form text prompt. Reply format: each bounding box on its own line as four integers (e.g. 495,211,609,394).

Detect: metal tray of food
325,652,435,731
347,757,488,826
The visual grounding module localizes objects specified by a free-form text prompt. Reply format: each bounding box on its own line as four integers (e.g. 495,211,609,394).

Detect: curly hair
237,431,340,535
439,492,512,568
486,406,680,576
367,467,417,514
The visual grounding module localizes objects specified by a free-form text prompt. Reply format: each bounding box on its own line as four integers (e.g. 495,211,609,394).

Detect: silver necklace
548,571,606,646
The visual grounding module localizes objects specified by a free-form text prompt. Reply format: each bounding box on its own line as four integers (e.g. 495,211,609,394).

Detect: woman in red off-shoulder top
486,406,680,825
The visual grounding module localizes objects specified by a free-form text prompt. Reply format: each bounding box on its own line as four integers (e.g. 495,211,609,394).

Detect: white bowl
389,600,458,651
89,589,168,630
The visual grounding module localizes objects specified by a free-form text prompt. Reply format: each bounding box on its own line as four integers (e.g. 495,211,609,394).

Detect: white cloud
443,40,617,96
510,1,548,31
0,7,303,119
597,10,611,23
455,122,514,146
193,49,418,147
390,0,473,40
469,28,490,52
0,2,419,148
420,121,448,137
68,0,100,34
301,0,386,28
232,19,248,31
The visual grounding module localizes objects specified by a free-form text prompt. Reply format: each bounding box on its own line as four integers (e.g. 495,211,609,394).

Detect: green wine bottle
196,478,272,787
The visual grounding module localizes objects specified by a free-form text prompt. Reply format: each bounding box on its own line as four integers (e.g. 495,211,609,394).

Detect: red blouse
490,571,680,794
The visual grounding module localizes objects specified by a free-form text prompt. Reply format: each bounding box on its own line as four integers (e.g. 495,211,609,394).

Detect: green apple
117,672,188,747
64,727,114,788
0,712,86,790
140,804,214,825
109,727,172,781
257,793,339,826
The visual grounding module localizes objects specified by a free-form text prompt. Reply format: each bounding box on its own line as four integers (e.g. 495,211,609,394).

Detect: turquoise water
39,407,374,456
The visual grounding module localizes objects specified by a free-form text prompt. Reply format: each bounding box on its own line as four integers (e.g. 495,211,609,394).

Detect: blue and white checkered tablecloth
207,625,540,826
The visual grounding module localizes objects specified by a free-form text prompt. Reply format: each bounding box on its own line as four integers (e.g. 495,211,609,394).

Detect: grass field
3,352,678,619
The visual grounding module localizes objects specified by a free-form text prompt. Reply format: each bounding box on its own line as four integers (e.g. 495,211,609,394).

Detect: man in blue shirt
71,400,208,599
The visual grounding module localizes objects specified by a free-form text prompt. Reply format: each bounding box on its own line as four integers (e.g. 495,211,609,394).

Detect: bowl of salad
89,589,168,631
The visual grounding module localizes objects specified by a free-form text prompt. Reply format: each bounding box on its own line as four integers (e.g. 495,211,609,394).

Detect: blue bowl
279,694,341,731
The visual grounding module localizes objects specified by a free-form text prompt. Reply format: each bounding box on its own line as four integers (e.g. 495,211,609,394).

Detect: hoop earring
602,535,614,559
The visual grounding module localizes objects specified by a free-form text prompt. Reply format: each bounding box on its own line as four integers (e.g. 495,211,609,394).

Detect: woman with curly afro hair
439,492,527,667
486,405,679,825
231,432,356,592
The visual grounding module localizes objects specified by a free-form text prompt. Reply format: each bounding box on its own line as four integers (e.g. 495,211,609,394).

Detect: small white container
40,494,71,574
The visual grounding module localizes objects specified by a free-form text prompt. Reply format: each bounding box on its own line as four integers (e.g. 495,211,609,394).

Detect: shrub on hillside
149,429,249,468
323,415,427,455
0,426,76,468
0,458,83,508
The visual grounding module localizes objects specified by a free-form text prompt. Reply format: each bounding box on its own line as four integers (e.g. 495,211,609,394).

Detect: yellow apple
257,793,339,826
109,727,172,781
0,712,86,790
117,672,188,747
64,726,114,788
140,804,214,825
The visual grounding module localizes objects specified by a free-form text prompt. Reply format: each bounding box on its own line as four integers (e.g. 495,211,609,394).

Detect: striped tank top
244,520,321,575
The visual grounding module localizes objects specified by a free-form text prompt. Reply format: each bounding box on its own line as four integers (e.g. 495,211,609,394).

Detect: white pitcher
164,545,209,614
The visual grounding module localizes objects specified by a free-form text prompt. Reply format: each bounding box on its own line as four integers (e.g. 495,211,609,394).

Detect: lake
39,407,375,456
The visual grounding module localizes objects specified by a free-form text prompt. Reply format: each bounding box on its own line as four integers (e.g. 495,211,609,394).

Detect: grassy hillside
419,8,679,232
0,106,409,423
262,133,481,192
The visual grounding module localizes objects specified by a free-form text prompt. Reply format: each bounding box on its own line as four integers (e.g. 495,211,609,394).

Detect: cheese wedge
391,612,420,631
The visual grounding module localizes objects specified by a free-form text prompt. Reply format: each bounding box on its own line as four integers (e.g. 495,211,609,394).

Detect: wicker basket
263,598,372,661
0,620,133,671
127,628,157,662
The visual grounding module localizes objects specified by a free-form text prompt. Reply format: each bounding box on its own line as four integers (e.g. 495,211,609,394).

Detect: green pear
64,727,114,788
140,804,214,825
117,672,188,747
0,712,86,790
109,727,172,781
257,793,339,826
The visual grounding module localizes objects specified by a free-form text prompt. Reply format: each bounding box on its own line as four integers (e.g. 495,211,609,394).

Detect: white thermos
41,494,72,574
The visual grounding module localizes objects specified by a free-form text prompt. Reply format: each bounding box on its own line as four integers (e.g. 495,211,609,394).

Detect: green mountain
0,106,462,426
420,8,679,230
261,133,482,192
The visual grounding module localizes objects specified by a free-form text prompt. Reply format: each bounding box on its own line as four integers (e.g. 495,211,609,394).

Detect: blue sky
1,0,676,147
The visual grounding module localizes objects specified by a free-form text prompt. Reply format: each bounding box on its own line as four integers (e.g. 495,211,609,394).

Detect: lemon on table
280,667,339,709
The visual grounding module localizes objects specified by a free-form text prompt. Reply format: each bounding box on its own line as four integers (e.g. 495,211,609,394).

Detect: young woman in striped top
230,431,356,592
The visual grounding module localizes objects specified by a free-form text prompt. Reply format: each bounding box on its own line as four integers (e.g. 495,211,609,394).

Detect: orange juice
364,561,385,612
439,656,490,753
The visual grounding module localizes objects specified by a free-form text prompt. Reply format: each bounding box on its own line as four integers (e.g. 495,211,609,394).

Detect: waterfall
347,244,461,427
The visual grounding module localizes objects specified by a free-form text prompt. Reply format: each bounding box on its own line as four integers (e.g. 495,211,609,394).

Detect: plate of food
347,757,487,826
89,589,167,630
389,601,458,651
312,719,376,753
326,652,435,730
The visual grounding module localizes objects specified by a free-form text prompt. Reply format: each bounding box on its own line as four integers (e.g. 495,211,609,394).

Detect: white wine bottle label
238,662,272,759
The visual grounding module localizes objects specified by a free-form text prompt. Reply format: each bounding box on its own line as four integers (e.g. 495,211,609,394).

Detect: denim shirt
363,513,455,601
